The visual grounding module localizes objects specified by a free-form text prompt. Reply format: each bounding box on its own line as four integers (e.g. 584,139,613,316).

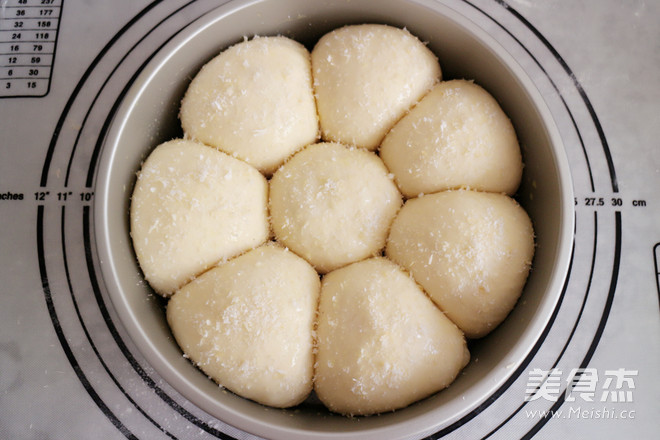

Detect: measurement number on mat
0,0,62,97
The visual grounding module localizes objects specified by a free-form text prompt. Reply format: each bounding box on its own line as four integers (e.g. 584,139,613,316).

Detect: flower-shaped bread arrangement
130,24,534,417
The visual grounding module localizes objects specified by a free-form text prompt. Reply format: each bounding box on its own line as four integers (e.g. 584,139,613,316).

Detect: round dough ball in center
269,142,402,273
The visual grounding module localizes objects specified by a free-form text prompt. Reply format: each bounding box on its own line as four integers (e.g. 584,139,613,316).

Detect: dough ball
180,36,319,174
380,80,522,198
269,142,402,273
386,190,534,338
311,24,441,150
130,139,268,296
167,243,320,408
314,257,469,416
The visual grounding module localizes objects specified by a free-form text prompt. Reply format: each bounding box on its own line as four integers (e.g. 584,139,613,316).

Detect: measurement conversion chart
0,0,61,97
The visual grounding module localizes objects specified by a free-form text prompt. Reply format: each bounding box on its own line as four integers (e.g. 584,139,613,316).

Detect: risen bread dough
314,257,469,416
386,190,534,338
180,36,318,174
380,80,522,198
131,24,537,416
269,142,402,273
130,139,268,296
167,243,320,408
311,24,441,150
